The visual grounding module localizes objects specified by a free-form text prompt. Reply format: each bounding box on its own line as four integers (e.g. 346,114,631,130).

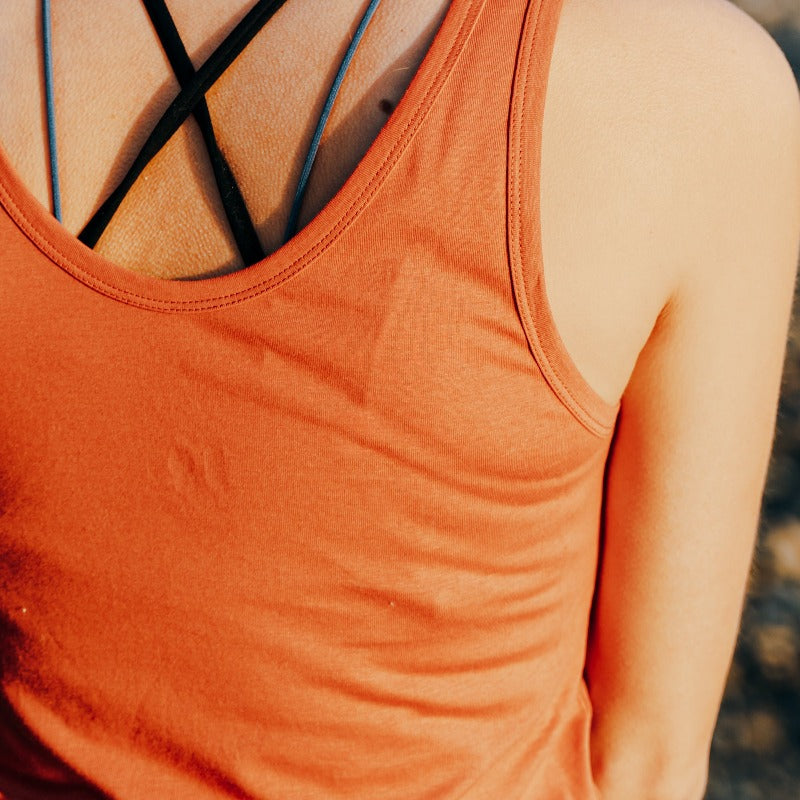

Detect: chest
1,0,449,267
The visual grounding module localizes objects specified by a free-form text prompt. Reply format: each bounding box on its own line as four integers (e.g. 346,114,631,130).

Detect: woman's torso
0,0,681,796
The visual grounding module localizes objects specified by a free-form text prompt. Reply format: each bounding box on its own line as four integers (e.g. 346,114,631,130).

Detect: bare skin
2,1,799,797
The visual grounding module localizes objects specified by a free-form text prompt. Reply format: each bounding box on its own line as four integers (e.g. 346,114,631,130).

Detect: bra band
142,0,266,265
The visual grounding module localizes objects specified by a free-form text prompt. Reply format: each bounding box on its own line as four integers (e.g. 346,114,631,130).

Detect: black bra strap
79,0,289,249
142,0,264,265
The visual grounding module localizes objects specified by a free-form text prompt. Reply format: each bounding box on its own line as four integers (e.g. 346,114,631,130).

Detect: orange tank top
0,0,621,797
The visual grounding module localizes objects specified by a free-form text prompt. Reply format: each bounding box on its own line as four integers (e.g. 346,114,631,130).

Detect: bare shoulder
541,0,800,406
563,0,800,275
556,0,799,140
567,5,800,795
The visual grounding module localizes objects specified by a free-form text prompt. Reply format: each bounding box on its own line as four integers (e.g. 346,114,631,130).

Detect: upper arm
584,2,800,797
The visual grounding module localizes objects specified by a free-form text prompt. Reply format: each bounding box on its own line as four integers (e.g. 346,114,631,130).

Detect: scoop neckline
0,0,481,313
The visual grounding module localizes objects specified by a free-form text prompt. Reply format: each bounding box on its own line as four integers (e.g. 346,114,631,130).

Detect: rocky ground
706,6,800,797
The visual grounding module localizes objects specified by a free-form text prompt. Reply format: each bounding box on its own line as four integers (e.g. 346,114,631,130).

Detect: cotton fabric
0,0,620,797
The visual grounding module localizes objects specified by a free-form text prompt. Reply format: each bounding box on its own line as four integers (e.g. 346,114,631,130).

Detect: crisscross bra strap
55,0,383,260
76,0,288,250
142,0,266,265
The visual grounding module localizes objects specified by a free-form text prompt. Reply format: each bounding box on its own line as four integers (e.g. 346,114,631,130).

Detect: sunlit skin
1,1,799,797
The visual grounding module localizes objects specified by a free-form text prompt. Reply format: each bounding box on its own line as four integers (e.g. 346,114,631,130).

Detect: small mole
379,98,394,114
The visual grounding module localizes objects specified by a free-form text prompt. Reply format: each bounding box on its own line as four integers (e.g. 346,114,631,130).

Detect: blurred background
707,4,800,798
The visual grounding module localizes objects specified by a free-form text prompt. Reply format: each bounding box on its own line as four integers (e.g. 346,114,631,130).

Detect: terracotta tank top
0,0,621,797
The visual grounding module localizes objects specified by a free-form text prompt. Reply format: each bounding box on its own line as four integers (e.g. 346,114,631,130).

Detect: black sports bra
41,0,383,265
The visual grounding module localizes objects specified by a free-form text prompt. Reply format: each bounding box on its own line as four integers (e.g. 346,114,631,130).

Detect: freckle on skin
379,99,394,114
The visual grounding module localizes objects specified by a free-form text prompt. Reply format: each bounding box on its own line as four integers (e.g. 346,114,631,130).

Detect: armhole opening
507,0,620,438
